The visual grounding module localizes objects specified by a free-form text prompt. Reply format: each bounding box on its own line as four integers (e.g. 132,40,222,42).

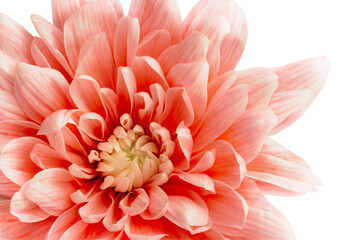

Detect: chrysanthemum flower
0,0,330,239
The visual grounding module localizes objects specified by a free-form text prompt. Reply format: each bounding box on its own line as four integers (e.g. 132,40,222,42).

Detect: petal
247,138,320,195
30,143,70,169
157,31,209,75
47,204,81,240
221,106,277,163
0,53,17,92
137,30,171,59
140,185,168,220
116,67,137,114
120,188,150,216
236,178,296,239
31,14,74,76
0,137,43,186
131,56,169,92
0,14,34,63
63,0,123,70
75,33,115,89
208,68,278,109
184,0,247,74
0,199,55,240
14,63,72,124
163,185,210,234
193,84,248,151
114,16,140,67
79,190,113,223
0,170,19,198
0,120,39,151
60,220,114,240
206,181,248,233
269,90,314,134
78,112,108,141
158,87,194,134
103,198,128,232
129,0,182,43
124,216,169,240
24,168,77,216
10,182,50,223
172,122,193,169
0,89,28,121
205,140,246,188
172,173,215,193
273,57,330,95
51,0,87,30
166,61,209,120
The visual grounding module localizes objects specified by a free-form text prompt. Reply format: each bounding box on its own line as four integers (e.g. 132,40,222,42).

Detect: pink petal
120,188,150,216
205,140,246,188
124,216,169,240
158,87,194,134
172,173,215,193
79,190,113,223
172,122,193,169
30,143,70,169
129,0,182,43
247,138,320,195
0,53,17,92
0,170,19,198
131,56,169,92
206,181,248,234
103,197,128,232
273,57,330,95
101,88,120,127
24,168,77,216
51,0,87,30
0,14,34,63
208,68,278,108
116,67,137,114
133,92,154,126
78,112,108,141
189,150,215,173
221,106,277,163
193,84,248,151
235,178,296,239
10,181,50,223
47,204,81,240
163,185,210,234
149,83,166,122
166,61,209,121
0,120,39,151
269,90,314,134
137,30,171,59
63,0,122,70
31,14,74,76
140,185,168,220
14,63,72,124
114,16,140,67
184,0,247,74
70,76,106,116
0,137,43,186
157,31,209,75
0,89,28,121
0,199,55,240
60,220,114,240
199,16,231,80
75,33,115,89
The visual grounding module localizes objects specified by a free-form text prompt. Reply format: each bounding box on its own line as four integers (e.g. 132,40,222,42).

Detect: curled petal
103,198,128,232
79,190,113,223
141,185,168,220
120,188,150,216
171,122,193,170
30,143,70,170
78,112,108,141
116,67,137,114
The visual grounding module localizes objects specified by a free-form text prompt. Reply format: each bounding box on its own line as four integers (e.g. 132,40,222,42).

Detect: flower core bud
88,114,175,192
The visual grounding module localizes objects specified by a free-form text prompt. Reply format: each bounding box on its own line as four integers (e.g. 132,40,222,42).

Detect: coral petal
137,30,171,59
79,190,113,223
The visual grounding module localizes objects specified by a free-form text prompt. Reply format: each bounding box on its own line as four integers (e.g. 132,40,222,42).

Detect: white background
1,0,360,239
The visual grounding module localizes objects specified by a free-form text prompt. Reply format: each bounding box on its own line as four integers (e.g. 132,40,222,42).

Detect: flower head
0,0,329,239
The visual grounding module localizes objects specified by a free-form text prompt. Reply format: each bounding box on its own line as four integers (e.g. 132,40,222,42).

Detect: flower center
88,114,175,193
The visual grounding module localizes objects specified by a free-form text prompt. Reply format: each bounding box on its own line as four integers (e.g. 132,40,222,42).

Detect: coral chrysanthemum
0,0,329,239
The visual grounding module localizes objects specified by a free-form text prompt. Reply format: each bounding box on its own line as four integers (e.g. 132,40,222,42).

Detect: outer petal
30,143,70,170
129,0,182,43
63,0,123,70
0,14,34,63
79,190,113,223
0,89,28,121
184,0,247,74
137,30,171,59
75,33,116,89
60,220,114,240
0,137,43,186
0,199,55,240
47,205,81,240
193,84,248,151
236,178,296,239
221,106,277,163
158,87,194,134
14,63,72,124
141,185,168,220
24,168,78,216
0,171,19,198
247,138,321,195
114,16,140,67
51,0,87,30
0,53,17,92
